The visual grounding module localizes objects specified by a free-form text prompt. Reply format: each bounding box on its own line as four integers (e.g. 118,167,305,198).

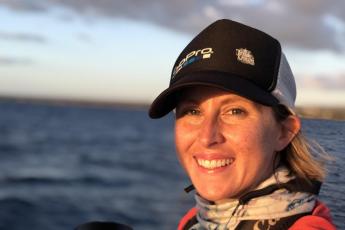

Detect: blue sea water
0,101,344,230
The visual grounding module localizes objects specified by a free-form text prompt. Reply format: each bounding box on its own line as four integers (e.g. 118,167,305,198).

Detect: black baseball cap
149,19,296,118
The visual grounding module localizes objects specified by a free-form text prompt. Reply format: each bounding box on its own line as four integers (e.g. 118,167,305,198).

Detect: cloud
0,56,33,65
0,32,46,43
297,74,345,90
0,0,344,52
76,33,92,43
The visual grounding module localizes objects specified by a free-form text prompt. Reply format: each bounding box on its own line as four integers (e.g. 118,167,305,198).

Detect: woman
149,19,335,229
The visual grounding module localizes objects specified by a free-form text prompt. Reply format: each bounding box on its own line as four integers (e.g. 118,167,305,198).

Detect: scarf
192,167,317,230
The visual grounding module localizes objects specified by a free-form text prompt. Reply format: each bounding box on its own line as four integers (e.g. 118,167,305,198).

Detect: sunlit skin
174,86,300,201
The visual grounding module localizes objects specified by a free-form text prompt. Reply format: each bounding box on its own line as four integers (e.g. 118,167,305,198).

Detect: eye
175,106,203,125
175,105,201,118
185,108,201,116
230,108,244,115
225,108,246,116
182,108,201,116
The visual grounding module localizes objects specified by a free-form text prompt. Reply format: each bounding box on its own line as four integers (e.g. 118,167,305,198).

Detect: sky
0,0,344,107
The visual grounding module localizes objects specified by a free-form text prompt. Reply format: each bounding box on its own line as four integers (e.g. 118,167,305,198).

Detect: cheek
174,123,185,154
174,121,199,148
224,123,260,150
174,123,194,167
227,123,276,166
239,124,279,173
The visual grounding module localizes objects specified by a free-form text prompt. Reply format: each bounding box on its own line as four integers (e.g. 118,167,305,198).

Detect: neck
193,167,319,229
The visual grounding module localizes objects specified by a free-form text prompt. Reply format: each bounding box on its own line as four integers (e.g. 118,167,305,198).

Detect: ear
275,115,301,151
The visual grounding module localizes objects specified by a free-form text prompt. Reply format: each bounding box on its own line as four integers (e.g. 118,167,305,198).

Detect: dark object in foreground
75,221,133,230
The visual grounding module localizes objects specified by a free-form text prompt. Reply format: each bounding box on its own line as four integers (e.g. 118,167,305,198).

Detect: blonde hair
272,105,332,183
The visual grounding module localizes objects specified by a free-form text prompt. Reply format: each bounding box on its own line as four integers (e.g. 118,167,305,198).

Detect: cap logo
172,47,214,78
236,48,255,66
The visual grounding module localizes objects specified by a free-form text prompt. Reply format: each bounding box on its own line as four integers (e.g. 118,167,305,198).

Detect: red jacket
289,201,336,230
178,200,336,230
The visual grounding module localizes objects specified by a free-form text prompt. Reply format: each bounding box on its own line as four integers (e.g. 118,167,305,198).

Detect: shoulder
289,200,336,230
177,207,197,230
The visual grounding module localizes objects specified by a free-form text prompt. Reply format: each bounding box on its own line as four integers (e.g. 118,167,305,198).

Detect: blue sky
0,1,344,107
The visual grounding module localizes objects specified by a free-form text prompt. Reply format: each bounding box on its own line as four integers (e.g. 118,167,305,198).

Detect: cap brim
149,71,279,118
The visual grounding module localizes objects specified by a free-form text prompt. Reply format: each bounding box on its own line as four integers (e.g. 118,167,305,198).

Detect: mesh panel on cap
271,53,296,112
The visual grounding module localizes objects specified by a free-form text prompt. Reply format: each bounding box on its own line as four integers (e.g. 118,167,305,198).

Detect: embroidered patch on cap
236,48,255,66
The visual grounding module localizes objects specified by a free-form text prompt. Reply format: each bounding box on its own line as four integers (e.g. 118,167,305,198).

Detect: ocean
0,101,344,230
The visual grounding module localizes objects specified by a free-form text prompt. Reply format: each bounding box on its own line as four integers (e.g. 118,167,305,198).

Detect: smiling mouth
196,158,235,170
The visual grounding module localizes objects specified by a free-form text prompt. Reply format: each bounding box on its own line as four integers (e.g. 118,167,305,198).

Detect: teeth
216,160,222,167
197,158,234,169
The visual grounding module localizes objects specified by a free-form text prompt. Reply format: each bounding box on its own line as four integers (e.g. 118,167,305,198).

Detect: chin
198,188,233,202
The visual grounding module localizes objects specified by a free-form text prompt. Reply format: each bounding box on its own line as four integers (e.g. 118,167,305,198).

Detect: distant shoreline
295,107,345,121
0,96,344,120
0,96,149,110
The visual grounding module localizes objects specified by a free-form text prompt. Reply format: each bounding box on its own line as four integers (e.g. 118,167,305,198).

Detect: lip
193,153,235,174
193,152,233,160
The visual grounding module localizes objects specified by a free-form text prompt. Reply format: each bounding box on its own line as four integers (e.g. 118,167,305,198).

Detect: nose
198,114,225,147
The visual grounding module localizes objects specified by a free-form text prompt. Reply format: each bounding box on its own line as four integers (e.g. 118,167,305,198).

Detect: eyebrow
220,96,251,104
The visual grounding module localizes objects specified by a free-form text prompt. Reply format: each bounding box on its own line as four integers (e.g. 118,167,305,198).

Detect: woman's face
174,87,292,201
